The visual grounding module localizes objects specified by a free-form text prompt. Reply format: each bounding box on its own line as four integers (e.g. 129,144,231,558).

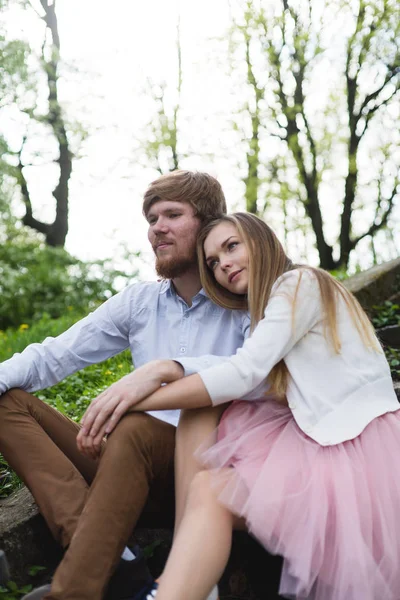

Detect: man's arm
132,373,210,412
0,285,135,395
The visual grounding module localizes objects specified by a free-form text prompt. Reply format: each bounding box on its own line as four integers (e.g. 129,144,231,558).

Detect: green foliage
0,453,21,498
27,567,46,578
0,32,31,105
0,581,33,599
370,301,400,381
0,233,138,330
0,312,134,423
386,347,400,381
0,565,47,600
371,301,400,329
231,0,400,268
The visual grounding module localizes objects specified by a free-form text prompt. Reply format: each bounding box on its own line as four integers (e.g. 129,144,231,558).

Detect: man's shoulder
99,279,168,322
113,279,168,303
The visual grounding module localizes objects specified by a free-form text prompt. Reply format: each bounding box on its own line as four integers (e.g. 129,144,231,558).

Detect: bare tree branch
358,85,400,138
357,63,400,119
17,0,73,246
241,7,262,214
352,182,398,246
17,137,51,236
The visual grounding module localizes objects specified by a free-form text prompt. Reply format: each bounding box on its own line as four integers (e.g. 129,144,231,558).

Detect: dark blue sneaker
105,545,154,600
131,580,158,600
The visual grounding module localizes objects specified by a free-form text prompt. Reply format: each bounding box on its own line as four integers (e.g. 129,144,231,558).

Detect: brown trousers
0,389,176,600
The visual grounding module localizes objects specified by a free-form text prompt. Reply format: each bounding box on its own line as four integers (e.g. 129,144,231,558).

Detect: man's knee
106,412,174,457
108,412,153,445
0,388,38,412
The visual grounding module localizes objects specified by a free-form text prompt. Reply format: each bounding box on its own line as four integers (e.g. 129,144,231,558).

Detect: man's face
147,200,202,279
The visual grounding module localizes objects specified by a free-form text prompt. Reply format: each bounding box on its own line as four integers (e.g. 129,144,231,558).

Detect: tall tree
1,0,73,247
231,0,400,269
20,0,72,246
141,17,183,174
0,0,31,233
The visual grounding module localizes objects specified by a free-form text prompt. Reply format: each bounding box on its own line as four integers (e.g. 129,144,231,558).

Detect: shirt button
289,403,296,409
180,347,186,353
183,313,189,319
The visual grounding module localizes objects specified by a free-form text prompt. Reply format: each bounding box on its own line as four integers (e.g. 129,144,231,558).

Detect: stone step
344,256,400,310
0,487,282,599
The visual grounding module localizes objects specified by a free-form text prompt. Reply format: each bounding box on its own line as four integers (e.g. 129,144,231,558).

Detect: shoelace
145,582,158,600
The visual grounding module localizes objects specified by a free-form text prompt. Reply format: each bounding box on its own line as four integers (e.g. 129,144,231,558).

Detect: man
0,170,250,600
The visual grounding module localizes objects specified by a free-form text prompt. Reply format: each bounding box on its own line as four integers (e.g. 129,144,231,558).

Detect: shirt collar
160,279,207,300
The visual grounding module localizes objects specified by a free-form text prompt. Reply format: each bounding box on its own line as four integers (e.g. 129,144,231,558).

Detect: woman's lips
229,269,243,283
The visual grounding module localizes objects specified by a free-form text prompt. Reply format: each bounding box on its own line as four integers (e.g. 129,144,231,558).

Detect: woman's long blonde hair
197,213,379,399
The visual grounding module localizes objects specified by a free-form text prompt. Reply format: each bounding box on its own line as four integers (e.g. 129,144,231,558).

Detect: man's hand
76,360,183,457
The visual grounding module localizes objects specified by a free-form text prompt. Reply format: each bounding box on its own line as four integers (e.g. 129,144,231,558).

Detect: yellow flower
19,324,29,331
118,364,123,369
104,370,112,375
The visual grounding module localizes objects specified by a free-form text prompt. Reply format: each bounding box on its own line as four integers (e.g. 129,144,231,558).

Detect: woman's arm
130,272,320,417
77,359,185,458
126,373,211,419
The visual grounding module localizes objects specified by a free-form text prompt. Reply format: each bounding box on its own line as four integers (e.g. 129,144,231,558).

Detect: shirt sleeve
199,270,322,405
0,284,136,395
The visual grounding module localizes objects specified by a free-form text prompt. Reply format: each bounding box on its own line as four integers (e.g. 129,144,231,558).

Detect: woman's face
203,221,249,295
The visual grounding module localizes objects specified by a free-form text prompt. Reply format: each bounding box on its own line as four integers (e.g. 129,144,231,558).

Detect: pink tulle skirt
200,399,400,600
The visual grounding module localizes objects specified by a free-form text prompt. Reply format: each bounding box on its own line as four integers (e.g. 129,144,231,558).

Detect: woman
101,214,400,599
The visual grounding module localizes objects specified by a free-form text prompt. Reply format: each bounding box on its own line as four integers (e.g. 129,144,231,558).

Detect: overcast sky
3,0,399,279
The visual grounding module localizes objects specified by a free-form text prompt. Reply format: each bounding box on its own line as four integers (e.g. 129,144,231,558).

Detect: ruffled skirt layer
200,399,400,600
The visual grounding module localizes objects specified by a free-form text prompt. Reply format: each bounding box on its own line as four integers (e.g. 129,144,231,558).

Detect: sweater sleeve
199,270,321,405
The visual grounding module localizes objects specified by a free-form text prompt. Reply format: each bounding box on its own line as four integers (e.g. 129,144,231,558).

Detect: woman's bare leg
173,405,226,539
156,470,234,600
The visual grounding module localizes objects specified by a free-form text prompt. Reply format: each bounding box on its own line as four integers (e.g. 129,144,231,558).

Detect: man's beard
155,252,197,279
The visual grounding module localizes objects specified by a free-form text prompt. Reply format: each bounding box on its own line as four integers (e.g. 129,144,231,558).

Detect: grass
0,310,133,499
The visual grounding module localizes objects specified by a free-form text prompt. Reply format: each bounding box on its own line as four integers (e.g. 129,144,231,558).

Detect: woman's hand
76,360,183,457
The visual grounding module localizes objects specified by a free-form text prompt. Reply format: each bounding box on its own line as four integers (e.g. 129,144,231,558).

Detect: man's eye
169,213,181,219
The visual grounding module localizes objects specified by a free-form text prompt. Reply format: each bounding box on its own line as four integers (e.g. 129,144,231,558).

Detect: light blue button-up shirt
0,280,250,425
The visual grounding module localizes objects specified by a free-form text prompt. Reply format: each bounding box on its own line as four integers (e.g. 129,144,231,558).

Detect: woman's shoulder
271,267,318,296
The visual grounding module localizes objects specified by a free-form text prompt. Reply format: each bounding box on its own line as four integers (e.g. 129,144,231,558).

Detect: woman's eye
208,260,218,271
228,242,238,251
